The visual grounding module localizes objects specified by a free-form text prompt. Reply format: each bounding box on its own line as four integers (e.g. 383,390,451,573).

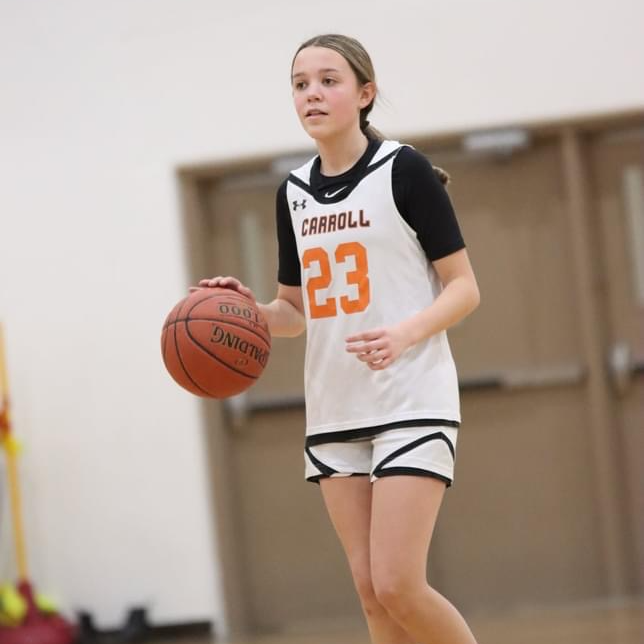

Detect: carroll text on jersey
301,209,371,237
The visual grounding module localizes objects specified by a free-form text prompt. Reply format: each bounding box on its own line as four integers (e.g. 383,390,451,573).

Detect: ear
358,81,376,109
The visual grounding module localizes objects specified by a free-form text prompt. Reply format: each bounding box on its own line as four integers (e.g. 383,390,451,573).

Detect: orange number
336,242,370,314
303,243,371,318
302,247,337,319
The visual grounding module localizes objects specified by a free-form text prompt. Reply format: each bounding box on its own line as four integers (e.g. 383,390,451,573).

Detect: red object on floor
0,580,76,644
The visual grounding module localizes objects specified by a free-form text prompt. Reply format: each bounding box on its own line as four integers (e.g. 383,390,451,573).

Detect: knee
372,568,422,616
350,565,382,614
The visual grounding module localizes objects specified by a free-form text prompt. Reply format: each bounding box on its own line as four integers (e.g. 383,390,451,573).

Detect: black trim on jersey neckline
305,418,460,447
288,146,403,205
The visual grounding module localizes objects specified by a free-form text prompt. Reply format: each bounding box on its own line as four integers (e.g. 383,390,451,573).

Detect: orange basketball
161,287,271,398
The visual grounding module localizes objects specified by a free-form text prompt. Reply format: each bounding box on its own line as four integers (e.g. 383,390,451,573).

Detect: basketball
161,287,271,398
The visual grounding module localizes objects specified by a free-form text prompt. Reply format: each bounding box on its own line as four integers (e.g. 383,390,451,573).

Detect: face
291,46,375,141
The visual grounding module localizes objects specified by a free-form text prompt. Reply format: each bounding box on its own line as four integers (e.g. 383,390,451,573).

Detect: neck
317,127,369,176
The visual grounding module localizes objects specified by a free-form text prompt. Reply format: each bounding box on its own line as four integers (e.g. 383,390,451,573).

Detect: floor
146,598,643,644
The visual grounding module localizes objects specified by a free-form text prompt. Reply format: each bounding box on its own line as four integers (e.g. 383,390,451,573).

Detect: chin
304,125,338,143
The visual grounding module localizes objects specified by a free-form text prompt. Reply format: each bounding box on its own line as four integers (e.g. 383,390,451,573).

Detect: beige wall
0,0,643,636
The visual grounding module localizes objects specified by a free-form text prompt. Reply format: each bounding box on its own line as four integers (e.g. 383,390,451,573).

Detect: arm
346,248,480,370
258,283,306,338
398,248,479,345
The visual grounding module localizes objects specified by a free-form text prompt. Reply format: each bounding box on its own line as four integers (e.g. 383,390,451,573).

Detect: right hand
189,275,256,302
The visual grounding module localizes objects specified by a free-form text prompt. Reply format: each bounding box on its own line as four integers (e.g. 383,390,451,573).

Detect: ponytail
359,114,385,142
433,165,451,186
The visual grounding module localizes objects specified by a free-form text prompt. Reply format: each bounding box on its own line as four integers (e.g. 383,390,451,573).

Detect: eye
294,81,307,90
322,77,337,86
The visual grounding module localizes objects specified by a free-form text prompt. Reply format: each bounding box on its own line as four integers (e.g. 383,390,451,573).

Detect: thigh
370,475,446,588
319,476,374,572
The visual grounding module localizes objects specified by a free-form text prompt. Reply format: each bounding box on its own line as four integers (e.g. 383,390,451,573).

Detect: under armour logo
292,199,307,211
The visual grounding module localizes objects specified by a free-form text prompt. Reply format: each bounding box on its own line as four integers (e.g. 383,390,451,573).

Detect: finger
345,329,384,344
357,349,388,363
208,277,240,288
346,339,387,354
199,276,223,287
188,286,203,292
368,357,393,371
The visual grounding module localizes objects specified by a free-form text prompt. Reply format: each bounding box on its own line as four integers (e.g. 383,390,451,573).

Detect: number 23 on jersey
302,242,370,319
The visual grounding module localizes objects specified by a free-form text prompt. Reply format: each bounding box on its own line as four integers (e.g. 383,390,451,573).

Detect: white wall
0,0,642,637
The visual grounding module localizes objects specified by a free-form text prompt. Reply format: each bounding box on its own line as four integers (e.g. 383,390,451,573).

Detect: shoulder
276,178,288,198
393,145,438,178
275,179,290,219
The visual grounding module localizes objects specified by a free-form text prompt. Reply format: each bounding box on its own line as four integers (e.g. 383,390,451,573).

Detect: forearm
398,276,480,347
258,298,306,338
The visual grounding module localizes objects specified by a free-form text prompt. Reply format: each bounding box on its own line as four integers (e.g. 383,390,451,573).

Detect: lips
305,109,327,118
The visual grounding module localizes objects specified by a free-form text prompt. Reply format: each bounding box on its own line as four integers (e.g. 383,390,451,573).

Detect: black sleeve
392,146,465,261
275,179,302,286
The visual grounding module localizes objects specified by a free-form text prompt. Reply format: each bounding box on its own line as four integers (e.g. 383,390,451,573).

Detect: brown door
588,127,644,591
423,136,610,611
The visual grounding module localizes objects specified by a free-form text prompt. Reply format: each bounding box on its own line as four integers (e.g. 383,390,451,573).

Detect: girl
198,34,480,644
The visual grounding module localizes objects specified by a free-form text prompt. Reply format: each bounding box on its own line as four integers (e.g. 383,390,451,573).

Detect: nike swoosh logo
324,186,348,199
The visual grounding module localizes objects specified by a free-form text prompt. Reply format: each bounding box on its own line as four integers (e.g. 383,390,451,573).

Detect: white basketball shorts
304,425,458,487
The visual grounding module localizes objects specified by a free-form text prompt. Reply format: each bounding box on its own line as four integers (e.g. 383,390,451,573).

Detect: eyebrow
291,67,341,80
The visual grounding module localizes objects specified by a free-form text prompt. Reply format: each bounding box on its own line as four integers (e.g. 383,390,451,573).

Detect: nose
305,80,322,101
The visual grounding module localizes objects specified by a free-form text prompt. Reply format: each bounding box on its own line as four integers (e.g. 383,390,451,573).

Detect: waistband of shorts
305,418,459,447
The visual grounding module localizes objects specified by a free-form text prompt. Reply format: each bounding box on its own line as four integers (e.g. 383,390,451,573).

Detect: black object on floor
76,607,151,643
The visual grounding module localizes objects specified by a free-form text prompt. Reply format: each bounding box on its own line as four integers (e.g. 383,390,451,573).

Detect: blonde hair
292,34,452,186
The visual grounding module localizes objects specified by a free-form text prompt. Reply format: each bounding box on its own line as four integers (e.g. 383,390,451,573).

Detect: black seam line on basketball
178,294,196,321
162,328,170,368
373,467,452,485
305,419,460,447
184,322,259,381
173,315,212,396
305,445,338,476
162,296,189,330
169,317,270,347
187,292,252,317
374,432,455,472
287,148,401,204
174,295,189,322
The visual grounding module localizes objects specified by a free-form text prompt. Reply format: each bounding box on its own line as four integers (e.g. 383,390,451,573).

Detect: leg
319,476,416,644
370,475,479,644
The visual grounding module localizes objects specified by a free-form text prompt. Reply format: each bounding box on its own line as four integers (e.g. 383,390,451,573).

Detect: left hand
345,325,410,371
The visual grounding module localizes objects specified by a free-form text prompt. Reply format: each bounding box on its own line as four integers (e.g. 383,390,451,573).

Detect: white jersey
285,140,461,438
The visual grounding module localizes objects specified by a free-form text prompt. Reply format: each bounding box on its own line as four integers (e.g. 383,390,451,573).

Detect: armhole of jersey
390,144,420,240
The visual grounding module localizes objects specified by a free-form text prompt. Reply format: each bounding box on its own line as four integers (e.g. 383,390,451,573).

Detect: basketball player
198,34,480,644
